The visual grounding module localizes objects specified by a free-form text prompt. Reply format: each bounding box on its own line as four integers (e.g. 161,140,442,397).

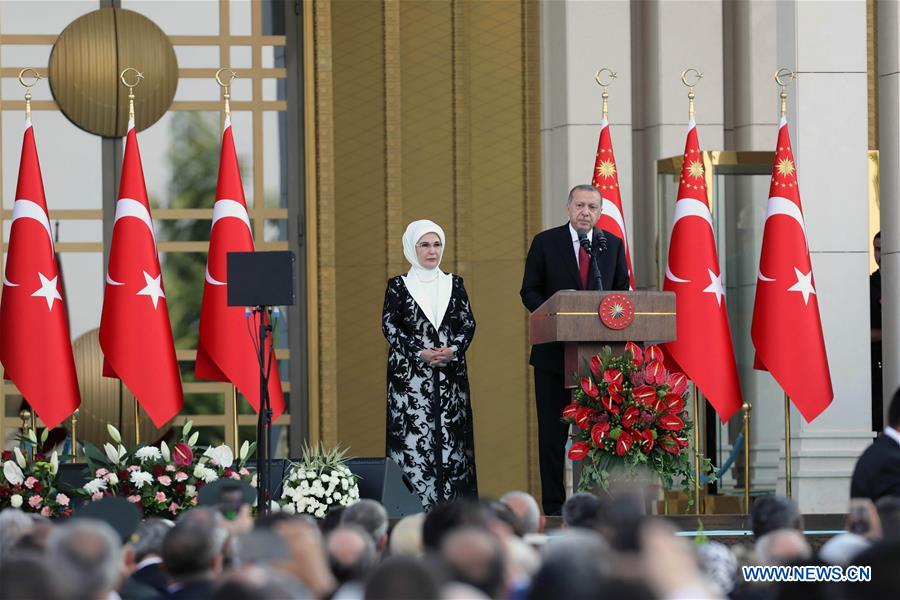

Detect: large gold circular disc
72,328,172,447
48,8,177,138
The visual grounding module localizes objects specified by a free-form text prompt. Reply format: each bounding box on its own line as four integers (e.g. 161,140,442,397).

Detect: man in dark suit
520,184,629,514
851,387,900,502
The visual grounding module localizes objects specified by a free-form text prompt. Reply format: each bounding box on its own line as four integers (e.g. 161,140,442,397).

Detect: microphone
596,229,608,254
577,229,592,253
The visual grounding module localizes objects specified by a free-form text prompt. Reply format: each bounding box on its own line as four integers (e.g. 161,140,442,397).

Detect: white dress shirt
884,426,900,447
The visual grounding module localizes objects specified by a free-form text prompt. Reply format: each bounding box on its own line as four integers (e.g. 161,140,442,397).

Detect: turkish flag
663,121,743,422
196,119,285,418
0,120,81,429
592,116,635,289
99,121,183,427
752,118,833,422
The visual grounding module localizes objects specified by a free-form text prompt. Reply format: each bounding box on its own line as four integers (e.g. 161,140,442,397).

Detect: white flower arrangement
279,444,360,518
134,446,163,463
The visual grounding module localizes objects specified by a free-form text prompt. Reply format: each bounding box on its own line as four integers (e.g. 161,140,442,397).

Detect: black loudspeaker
345,458,424,517
58,463,90,490
226,251,296,307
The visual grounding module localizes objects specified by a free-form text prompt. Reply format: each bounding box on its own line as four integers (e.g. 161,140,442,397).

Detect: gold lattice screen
310,0,542,498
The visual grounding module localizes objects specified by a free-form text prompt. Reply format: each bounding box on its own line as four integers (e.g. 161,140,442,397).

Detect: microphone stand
253,305,274,515
579,233,604,291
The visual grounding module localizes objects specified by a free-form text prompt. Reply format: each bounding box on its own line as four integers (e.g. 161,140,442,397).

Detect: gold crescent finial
119,68,143,124
774,68,796,118
681,68,702,120
18,68,43,121
215,68,238,119
595,68,617,120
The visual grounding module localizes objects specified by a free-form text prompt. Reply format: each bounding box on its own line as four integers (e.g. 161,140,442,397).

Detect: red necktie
578,244,590,289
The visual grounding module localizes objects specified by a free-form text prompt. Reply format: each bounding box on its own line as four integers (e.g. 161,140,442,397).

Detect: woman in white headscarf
382,220,478,509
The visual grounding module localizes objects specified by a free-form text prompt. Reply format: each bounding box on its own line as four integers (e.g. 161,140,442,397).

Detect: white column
879,0,900,424
727,0,782,491
540,0,633,236
776,0,873,512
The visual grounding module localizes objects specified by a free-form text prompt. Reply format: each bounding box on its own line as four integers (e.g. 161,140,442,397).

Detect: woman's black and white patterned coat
382,274,478,510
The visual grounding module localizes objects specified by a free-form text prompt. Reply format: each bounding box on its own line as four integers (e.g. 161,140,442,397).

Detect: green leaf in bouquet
82,442,109,466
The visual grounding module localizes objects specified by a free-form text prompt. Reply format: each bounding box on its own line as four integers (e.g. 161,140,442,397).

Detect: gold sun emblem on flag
596,160,616,179
687,160,704,179
776,157,795,178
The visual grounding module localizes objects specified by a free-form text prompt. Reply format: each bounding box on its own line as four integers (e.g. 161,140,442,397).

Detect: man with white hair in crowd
388,512,425,558
500,490,544,535
47,518,122,600
755,529,812,565
159,507,229,599
326,524,377,599
341,499,389,554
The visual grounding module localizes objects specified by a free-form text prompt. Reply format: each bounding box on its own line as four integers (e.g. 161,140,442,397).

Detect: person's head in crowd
341,499,389,552
876,495,900,541
389,512,425,558
321,505,346,536
504,536,541,594
751,495,802,540
0,508,33,555
124,518,172,569
874,231,882,268
695,541,738,596
499,491,544,535
12,520,53,555
442,582,490,600
209,564,312,600
364,555,442,600
440,527,506,599
255,512,336,598
819,533,870,566
0,555,64,600
162,507,228,585
326,524,377,585
423,499,487,551
483,500,522,538
47,518,122,600
235,528,291,566
562,492,601,529
528,529,611,600
755,529,812,565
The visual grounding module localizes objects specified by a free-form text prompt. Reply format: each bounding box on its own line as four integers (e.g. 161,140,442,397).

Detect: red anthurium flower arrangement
563,343,714,495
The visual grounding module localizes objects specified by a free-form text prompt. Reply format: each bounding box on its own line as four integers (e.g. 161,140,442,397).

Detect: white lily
161,441,171,462
188,431,200,447
3,461,24,485
182,421,193,437
107,424,122,444
204,445,233,468
104,443,121,465
27,429,37,444
239,440,250,462
50,451,59,475
13,448,27,469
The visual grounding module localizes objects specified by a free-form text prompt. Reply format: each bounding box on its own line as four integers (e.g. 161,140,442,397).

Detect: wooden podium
529,290,677,387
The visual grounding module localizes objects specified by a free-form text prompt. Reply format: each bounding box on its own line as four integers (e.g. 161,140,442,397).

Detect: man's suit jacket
850,433,900,501
520,224,629,373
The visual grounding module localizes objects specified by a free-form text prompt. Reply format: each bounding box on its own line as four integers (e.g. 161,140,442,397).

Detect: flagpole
70,409,79,463
120,67,145,445
231,386,240,455
743,402,751,513
692,383,702,514
594,67,617,120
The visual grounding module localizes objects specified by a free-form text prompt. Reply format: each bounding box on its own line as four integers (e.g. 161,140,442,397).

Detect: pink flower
40,506,51,518
91,492,104,501
95,468,109,478
24,477,38,489
239,468,249,477
190,497,198,506
174,472,188,482
168,502,180,514
155,492,167,502
173,443,193,467
230,473,241,481
127,495,142,504
165,465,176,472
28,495,43,508
56,493,70,506
127,465,141,472
158,475,172,486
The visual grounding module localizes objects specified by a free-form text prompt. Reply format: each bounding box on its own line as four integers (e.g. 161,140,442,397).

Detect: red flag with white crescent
592,116,635,289
99,120,183,427
662,120,743,421
0,120,81,429
196,118,285,418
752,117,833,422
